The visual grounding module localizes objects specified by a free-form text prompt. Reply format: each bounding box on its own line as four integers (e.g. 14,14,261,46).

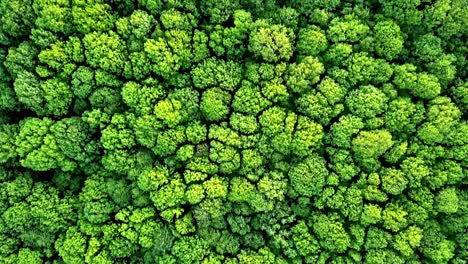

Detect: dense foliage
0,0,467,263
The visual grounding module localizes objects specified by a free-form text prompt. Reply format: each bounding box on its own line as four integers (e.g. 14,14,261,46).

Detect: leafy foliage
0,0,467,263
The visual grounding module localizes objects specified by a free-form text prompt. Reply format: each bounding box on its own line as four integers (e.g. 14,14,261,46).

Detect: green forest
0,0,467,263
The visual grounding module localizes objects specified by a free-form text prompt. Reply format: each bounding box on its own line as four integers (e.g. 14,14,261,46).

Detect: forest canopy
0,0,467,263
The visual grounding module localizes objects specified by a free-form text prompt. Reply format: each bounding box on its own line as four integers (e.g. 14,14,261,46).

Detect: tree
192,58,242,91
233,81,271,115
374,20,404,60
328,15,369,43
382,203,408,232
40,78,73,116
4,42,38,78
414,34,443,62
296,25,328,56
381,168,407,195
435,188,459,214
122,81,164,116
378,0,423,27
352,130,393,170
83,31,127,74
384,97,423,135
289,154,328,197
313,214,351,253
200,0,239,24
0,0,35,42
361,204,382,226
393,64,442,100
285,56,324,93
200,88,231,122
72,1,115,34
249,23,294,63
290,116,323,156
144,31,191,79
330,115,364,148
345,85,388,119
